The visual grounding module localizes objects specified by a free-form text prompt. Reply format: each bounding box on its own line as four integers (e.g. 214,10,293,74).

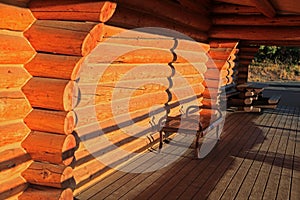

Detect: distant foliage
249,46,300,82
253,46,300,66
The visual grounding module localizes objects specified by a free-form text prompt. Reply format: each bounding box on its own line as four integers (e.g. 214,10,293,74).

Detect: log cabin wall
0,0,216,199
73,1,212,195
0,1,35,199
1,0,298,199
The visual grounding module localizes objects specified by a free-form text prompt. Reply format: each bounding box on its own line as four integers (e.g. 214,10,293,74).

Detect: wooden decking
76,106,300,200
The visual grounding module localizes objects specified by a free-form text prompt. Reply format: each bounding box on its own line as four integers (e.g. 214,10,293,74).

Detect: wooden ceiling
2,0,300,46
210,0,300,46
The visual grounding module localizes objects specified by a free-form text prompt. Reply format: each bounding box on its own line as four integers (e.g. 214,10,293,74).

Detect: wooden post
24,20,104,56
22,77,78,111
22,162,74,188
21,131,76,165
24,109,76,135
29,0,117,22
24,53,83,80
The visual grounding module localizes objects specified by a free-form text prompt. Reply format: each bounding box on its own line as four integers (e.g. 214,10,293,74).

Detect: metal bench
158,105,223,159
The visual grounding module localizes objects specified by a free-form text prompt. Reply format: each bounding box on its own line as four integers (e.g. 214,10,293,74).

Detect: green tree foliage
254,46,300,66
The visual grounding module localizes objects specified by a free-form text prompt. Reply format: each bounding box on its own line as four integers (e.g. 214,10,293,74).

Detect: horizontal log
78,61,206,85
240,40,300,47
238,66,249,73
75,84,204,128
117,0,211,32
0,31,35,64
238,47,260,53
78,75,204,107
0,176,27,200
209,40,239,48
25,53,83,80
22,162,74,188
104,25,210,52
214,0,254,7
73,157,113,195
24,109,76,135
107,6,208,42
238,55,255,60
250,0,276,18
238,60,253,66
29,0,116,22
209,49,238,60
244,106,261,112
76,91,169,122
24,20,104,56
19,187,73,200
208,60,235,71
87,45,208,64
21,131,76,165
75,106,166,137
178,0,210,15
205,69,229,79
212,4,259,14
0,65,31,89
209,26,300,41
0,3,35,31
202,89,220,99
201,98,220,108
213,15,300,26
238,73,249,79
0,90,31,123
22,77,78,111
0,147,30,171
0,121,30,146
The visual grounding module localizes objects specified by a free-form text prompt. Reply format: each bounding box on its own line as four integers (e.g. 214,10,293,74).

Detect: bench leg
195,131,202,159
159,131,164,150
216,126,220,141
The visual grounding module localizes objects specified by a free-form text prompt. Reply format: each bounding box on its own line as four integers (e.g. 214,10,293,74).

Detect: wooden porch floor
76,106,300,200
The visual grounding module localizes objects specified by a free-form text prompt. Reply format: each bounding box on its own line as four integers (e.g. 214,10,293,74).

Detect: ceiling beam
214,0,254,7
212,4,260,14
250,0,276,18
209,26,300,41
178,0,210,15
213,15,300,26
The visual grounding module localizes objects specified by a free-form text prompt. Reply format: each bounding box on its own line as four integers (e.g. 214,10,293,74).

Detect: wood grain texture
24,20,104,56
29,0,116,22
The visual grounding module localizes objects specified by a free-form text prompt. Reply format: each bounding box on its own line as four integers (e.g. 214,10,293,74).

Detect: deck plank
207,108,279,200
74,106,300,200
291,108,300,200
272,107,296,200
262,107,295,200
147,113,253,200
248,106,290,200
136,112,246,200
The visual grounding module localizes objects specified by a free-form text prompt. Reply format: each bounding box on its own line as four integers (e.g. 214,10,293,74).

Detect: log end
65,111,76,135
100,2,117,22
64,81,79,111
62,134,77,166
82,23,104,56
